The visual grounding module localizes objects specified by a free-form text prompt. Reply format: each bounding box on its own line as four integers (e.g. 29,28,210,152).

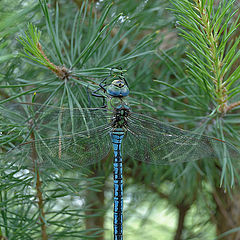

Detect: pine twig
173,0,240,115
193,0,228,113
37,42,69,80
30,121,48,240
18,23,70,81
213,190,235,229
226,100,240,112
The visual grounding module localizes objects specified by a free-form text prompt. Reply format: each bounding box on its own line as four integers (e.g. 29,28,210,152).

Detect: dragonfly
1,71,239,240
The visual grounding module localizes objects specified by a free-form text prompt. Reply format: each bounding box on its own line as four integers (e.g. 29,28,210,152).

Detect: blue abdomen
110,130,124,240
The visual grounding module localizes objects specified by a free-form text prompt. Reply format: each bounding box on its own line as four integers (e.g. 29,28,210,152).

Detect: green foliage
11,0,159,110
18,24,51,68
0,0,240,239
0,0,163,239
163,0,240,187
171,0,240,112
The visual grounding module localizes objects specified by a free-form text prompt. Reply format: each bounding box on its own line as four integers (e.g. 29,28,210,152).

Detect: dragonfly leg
91,69,114,107
90,70,112,107
99,76,110,91
90,67,126,108
91,85,107,108
87,84,106,108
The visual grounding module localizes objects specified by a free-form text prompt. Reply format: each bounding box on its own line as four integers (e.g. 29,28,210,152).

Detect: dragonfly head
107,80,129,97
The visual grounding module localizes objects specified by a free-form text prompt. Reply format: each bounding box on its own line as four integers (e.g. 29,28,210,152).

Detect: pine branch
171,0,240,114
30,126,48,240
18,23,70,80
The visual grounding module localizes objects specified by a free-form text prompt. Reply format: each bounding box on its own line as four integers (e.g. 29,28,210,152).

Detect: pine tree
0,0,240,240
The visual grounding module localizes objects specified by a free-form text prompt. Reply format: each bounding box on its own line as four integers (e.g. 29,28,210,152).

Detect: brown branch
0,90,10,99
226,101,240,112
213,190,235,229
37,42,99,86
35,169,48,240
37,43,69,80
0,235,8,240
174,202,190,240
151,183,193,240
30,121,48,240
149,184,169,200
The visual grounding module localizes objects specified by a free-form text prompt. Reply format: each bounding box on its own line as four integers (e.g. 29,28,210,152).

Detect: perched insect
1,70,239,240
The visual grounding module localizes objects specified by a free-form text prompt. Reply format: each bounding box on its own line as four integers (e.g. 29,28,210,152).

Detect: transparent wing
2,124,112,170
0,103,113,135
123,113,239,164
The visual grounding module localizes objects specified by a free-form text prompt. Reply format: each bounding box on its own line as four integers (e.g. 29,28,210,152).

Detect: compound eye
118,81,124,87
